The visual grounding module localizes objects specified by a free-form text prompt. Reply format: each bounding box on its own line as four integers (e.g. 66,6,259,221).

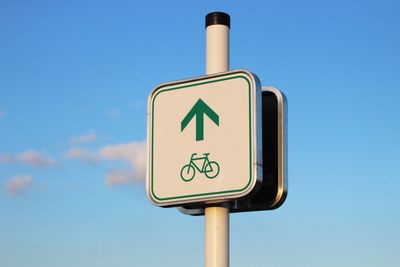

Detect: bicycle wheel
204,161,220,179
180,164,195,182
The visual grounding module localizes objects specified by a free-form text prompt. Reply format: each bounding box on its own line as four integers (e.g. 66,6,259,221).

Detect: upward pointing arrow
181,98,219,141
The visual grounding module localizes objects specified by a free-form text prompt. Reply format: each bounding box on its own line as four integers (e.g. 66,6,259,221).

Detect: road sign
179,87,288,215
146,69,263,207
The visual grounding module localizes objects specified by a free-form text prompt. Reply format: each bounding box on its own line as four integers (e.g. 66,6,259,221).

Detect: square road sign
147,69,262,207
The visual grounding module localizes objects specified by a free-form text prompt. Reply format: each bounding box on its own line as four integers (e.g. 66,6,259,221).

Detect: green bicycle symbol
180,153,220,182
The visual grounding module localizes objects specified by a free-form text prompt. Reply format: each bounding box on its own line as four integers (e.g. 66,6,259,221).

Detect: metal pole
204,12,230,267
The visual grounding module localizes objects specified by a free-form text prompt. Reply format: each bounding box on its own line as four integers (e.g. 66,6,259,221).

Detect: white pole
205,204,229,267
205,12,230,267
206,20,229,74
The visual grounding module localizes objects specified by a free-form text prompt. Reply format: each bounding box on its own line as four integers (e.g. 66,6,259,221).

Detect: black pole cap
205,12,230,28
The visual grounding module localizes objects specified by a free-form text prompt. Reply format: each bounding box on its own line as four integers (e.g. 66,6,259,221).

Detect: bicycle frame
189,153,210,173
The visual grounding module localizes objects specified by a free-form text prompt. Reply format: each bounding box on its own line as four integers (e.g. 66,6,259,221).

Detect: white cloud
100,142,146,186
63,141,146,187
65,148,99,164
70,132,97,145
18,150,55,167
105,170,140,187
106,109,120,120
5,175,33,196
0,154,15,164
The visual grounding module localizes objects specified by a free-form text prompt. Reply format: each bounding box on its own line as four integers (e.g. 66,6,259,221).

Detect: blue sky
1,0,399,266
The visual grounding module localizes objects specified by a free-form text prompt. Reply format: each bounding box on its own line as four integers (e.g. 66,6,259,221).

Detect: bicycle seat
203,153,210,156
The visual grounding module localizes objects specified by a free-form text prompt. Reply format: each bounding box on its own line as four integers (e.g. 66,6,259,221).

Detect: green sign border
150,72,254,203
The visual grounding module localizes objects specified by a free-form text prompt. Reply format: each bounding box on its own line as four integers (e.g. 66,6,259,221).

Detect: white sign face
147,70,262,207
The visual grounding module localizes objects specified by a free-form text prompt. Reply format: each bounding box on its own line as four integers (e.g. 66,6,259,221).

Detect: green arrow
181,98,219,141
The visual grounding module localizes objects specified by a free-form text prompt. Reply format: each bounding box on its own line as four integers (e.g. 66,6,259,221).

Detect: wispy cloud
130,100,146,109
65,148,99,164
0,151,55,167
70,132,97,145
18,150,55,167
106,109,120,120
0,154,15,164
105,169,141,186
63,140,146,187
0,110,6,119
100,142,146,186
5,175,33,196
